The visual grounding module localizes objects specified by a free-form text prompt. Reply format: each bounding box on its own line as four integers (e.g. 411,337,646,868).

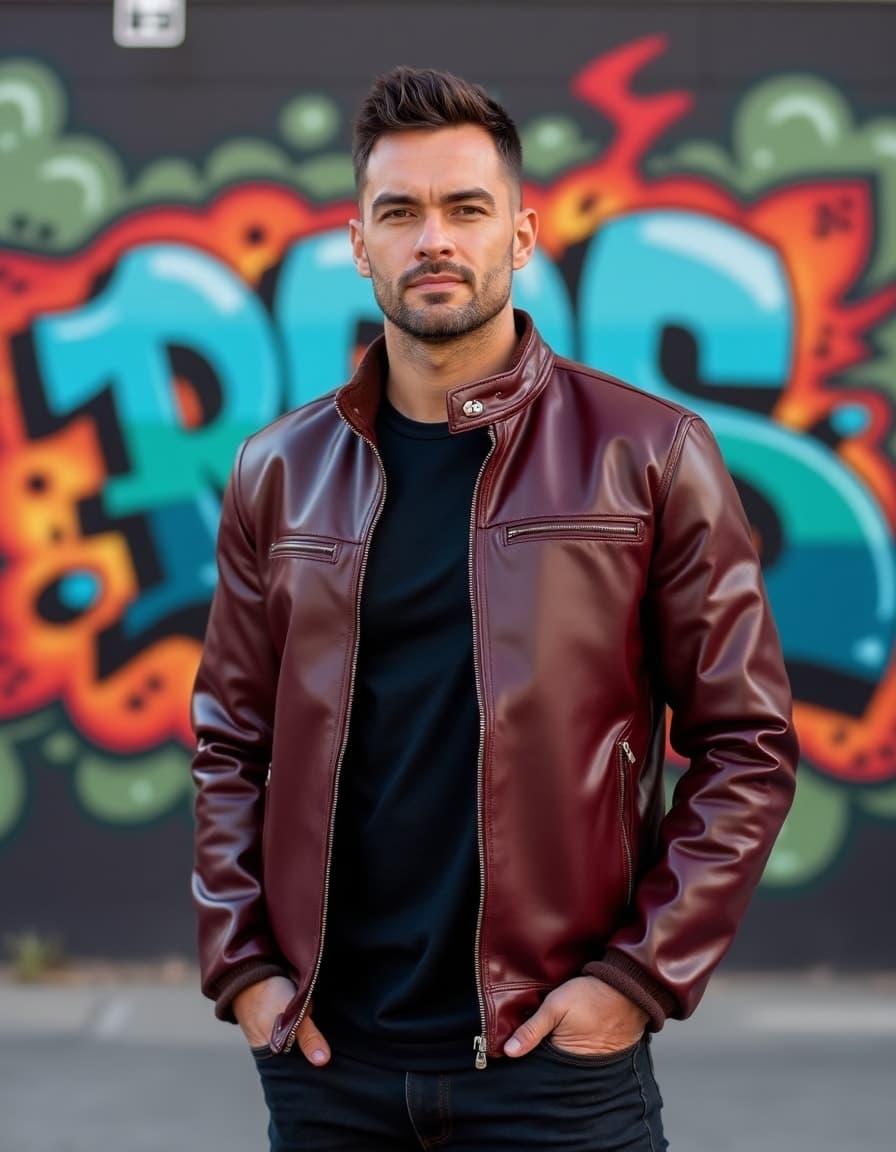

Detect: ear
349,218,371,278
512,207,539,271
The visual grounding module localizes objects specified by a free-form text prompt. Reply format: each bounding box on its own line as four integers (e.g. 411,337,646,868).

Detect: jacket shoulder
236,389,344,476
245,390,341,458
225,391,350,527
551,355,698,429
546,356,708,506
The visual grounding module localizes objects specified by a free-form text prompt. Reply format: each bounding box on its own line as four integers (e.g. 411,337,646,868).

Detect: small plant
4,930,64,982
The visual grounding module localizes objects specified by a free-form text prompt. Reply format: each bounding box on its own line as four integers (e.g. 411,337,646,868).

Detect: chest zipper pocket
269,536,341,563
505,518,642,544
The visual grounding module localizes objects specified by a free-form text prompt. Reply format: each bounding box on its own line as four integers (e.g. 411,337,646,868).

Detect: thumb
504,1002,558,1058
295,1013,331,1067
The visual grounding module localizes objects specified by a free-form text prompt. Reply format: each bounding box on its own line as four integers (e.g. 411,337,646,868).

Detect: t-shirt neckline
378,394,452,441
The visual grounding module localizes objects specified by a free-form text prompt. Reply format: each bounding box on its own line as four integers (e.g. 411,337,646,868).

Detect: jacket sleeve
191,441,287,1020
585,416,799,1028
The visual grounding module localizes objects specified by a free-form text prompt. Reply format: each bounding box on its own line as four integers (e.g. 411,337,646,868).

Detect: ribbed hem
582,949,679,1032
212,961,290,1023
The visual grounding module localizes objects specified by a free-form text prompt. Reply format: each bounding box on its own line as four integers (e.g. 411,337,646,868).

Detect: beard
368,252,514,343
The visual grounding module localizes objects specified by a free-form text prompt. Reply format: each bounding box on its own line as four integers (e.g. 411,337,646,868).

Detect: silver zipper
618,740,636,905
471,427,497,1069
282,416,387,1053
506,519,640,542
269,538,338,560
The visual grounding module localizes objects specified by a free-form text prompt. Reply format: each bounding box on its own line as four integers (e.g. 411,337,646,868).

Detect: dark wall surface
1,2,895,970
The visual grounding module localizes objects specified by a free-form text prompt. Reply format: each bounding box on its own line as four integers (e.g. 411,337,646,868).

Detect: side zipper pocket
617,739,636,905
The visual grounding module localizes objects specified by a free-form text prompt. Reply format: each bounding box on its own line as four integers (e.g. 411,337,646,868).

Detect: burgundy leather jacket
192,312,797,1062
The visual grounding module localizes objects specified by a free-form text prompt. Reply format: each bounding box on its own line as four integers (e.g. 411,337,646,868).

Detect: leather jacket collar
336,310,555,438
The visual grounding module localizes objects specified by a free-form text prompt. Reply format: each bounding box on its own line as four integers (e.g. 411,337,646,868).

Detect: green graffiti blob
857,782,896,819
0,734,27,840
73,746,192,823
0,61,355,230
520,116,598,178
292,155,355,199
0,712,192,844
130,91,352,202
762,766,850,888
279,94,341,151
280,94,353,198
0,714,57,840
664,761,867,889
763,772,896,888
0,58,66,141
0,59,125,251
42,730,79,764
206,139,290,186
129,158,204,204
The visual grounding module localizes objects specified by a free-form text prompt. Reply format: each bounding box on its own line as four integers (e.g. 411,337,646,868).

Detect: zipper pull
280,1010,303,1054
473,1035,488,1070
621,740,636,764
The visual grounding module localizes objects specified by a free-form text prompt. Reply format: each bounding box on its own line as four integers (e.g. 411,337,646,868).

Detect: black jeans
252,1036,668,1151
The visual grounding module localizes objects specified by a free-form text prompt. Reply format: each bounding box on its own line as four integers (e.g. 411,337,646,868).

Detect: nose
414,213,455,260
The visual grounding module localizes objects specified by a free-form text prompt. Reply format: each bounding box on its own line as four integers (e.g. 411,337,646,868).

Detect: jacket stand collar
336,310,555,438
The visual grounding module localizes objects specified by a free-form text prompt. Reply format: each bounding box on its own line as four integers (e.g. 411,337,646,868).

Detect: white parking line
747,1005,896,1035
92,997,133,1038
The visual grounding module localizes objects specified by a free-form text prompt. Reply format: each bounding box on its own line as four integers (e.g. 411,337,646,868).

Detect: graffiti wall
1,3,895,964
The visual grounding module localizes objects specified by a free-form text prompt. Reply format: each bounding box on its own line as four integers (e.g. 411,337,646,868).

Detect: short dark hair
352,66,523,192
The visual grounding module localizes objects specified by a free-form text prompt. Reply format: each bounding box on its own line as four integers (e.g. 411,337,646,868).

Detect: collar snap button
463,399,484,417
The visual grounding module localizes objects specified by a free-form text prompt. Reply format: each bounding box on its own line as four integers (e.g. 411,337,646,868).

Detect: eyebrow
370,187,498,213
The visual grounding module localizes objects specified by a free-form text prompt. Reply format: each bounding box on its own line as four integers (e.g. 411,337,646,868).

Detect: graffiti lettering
28,245,281,512
2,39,895,889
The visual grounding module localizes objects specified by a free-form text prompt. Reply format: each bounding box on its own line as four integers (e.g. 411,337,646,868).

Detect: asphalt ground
2,971,894,1151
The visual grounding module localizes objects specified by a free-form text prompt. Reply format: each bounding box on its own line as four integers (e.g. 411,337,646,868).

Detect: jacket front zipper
281,420,387,1053
470,428,497,1069
618,740,636,905
506,518,641,543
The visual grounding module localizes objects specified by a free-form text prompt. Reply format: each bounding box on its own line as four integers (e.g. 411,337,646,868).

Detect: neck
383,307,519,423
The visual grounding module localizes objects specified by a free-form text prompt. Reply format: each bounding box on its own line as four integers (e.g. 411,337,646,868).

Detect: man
192,66,798,1150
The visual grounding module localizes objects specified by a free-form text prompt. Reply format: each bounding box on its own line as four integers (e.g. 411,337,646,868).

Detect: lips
402,263,471,290
408,276,464,288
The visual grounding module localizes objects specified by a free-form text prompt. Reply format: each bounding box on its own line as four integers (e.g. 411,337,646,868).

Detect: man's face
350,125,537,342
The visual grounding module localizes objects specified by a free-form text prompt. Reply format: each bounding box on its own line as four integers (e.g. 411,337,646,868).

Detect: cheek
365,239,402,273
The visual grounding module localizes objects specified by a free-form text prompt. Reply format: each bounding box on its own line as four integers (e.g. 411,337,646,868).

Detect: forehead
362,124,511,203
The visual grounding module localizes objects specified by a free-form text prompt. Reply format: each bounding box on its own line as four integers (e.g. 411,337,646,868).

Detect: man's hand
503,976,648,1058
233,976,332,1066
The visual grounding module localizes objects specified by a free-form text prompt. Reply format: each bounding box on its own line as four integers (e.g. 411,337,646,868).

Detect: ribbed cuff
582,949,679,1032
212,960,290,1023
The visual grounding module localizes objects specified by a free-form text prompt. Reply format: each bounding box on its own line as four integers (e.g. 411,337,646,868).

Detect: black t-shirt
315,396,490,1071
